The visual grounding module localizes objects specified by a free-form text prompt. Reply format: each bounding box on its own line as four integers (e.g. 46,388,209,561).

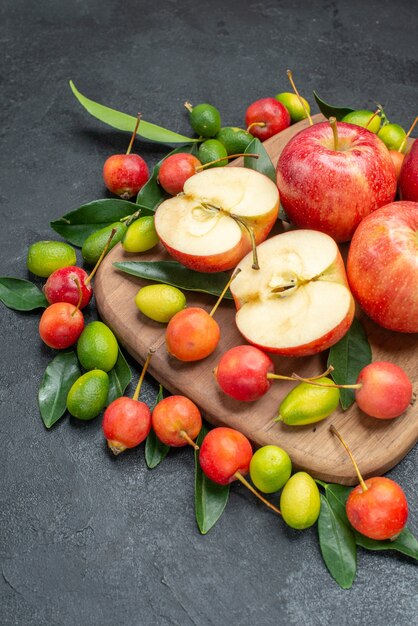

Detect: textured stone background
1,1,417,624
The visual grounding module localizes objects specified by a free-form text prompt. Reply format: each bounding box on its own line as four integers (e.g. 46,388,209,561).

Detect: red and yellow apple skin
276,122,397,242
346,477,408,540
399,140,418,201
347,201,418,333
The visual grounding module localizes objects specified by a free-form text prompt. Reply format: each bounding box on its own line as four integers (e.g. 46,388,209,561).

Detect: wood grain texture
94,114,418,485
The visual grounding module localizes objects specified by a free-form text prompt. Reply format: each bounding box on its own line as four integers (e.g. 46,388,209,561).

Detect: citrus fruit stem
126,113,141,155
234,471,281,515
184,101,193,113
132,348,155,401
286,69,313,126
330,425,368,492
85,228,117,285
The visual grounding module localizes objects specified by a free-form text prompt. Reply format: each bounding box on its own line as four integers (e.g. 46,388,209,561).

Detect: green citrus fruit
81,222,127,265
188,103,221,138
122,216,159,253
280,472,321,529
198,139,228,168
77,321,118,372
135,284,186,323
342,110,381,133
27,241,77,278
378,123,406,151
249,445,292,493
215,127,253,155
67,370,109,420
274,92,311,123
277,377,340,426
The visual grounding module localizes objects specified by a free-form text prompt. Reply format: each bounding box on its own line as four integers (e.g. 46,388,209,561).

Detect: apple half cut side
231,230,355,357
154,167,280,273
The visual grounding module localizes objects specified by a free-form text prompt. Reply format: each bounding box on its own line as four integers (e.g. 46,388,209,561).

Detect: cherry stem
209,268,241,318
234,472,281,516
267,364,335,384
70,277,83,317
196,153,259,171
180,430,199,450
132,348,155,401
85,228,117,286
398,115,418,153
329,117,339,151
290,374,362,390
200,202,260,270
330,425,368,492
365,108,381,129
120,209,142,227
286,69,313,126
246,122,266,132
126,113,141,155
184,101,193,113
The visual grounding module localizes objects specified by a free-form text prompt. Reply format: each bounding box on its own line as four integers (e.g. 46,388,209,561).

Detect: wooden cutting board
94,114,418,485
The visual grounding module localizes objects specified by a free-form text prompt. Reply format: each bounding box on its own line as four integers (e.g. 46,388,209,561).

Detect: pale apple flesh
347,200,418,333
231,230,355,356
276,122,397,242
154,167,280,273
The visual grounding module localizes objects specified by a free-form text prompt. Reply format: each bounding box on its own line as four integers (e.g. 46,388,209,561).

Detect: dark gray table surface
1,1,417,625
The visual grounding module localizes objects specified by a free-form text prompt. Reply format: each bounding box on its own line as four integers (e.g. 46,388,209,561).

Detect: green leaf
145,385,170,469
114,261,233,299
70,81,198,145
318,493,357,589
244,137,276,182
355,527,418,561
136,144,200,209
313,91,354,121
0,277,48,311
106,348,132,405
325,483,352,524
38,352,81,428
327,318,372,409
195,423,230,534
50,199,148,247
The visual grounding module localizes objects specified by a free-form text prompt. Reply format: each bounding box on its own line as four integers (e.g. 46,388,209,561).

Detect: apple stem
246,122,266,133
286,69,313,126
180,430,199,450
132,348,155,401
330,425,368,492
196,153,259,171
329,117,339,151
85,228,117,286
200,201,260,270
365,108,381,129
234,471,281,516
126,113,142,155
398,115,418,153
209,268,241,318
70,277,83,317
184,101,193,113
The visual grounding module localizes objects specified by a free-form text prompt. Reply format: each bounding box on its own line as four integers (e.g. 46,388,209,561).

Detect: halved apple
231,230,355,356
154,167,279,272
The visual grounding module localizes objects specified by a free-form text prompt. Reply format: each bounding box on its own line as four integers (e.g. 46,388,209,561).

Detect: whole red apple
245,97,291,141
276,121,397,242
347,200,418,333
399,140,418,201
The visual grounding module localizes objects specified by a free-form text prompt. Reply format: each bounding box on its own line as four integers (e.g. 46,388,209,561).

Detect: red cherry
44,266,92,309
102,397,151,455
214,345,274,402
346,476,408,540
152,395,202,447
245,97,291,141
158,153,202,195
355,361,413,419
199,427,253,485
103,153,149,199
39,302,84,349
